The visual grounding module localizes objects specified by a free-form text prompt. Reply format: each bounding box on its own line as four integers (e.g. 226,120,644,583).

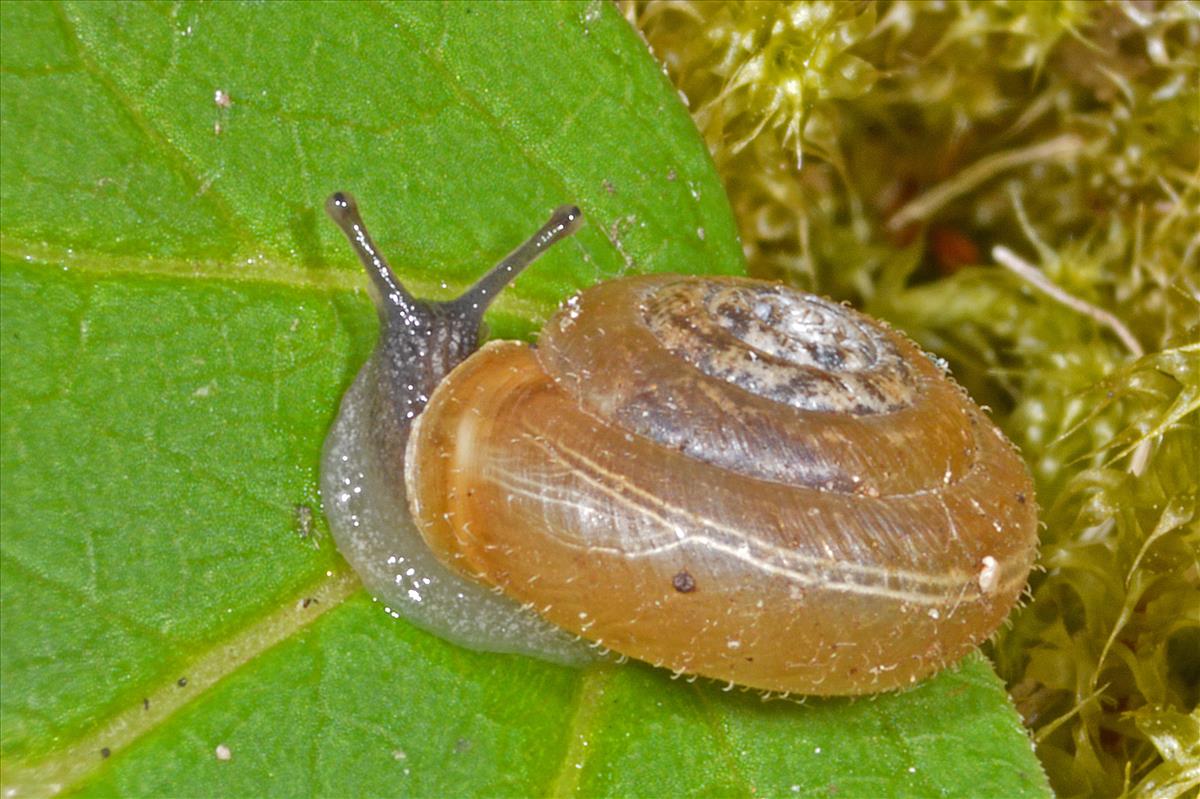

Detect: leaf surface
0,2,1049,797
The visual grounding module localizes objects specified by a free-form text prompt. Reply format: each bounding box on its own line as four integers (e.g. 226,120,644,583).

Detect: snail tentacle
453,204,582,324
326,191,419,317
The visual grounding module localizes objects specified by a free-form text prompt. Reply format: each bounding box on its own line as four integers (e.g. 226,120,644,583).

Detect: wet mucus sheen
321,194,1039,695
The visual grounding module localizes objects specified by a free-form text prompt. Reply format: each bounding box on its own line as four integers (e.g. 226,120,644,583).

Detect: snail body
321,194,1039,695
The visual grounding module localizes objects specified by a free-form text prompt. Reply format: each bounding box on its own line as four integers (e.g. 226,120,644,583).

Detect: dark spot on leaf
177,677,188,687
1016,492,1026,504
142,698,149,710
673,570,696,593
100,747,111,759
455,738,472,753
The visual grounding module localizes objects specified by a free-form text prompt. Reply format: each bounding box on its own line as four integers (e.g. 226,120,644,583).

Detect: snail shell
321,195,1039,695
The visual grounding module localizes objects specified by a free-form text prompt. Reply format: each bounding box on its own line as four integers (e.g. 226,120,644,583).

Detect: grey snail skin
320,193,1040,696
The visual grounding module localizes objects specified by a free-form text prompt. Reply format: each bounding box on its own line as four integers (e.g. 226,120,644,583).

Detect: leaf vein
53,2,255,252
0,569,360,798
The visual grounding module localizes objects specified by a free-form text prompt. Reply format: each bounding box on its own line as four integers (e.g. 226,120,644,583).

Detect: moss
621,1,1200,796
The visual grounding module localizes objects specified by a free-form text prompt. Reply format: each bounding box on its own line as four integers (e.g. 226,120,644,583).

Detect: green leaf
0,2,1049,797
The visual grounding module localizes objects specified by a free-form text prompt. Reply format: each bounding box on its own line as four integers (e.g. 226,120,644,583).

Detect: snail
320,193,1039,696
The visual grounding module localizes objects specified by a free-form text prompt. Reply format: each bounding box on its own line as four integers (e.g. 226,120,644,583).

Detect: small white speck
726,639,741,650
215,744,232,761
214,89,232,108
928,608,940,620
393,749,407,760
814,746,822,754
978,555,1000,594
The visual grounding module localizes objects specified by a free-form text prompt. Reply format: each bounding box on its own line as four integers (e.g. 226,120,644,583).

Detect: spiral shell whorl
537,276,974,496
644,280,916,414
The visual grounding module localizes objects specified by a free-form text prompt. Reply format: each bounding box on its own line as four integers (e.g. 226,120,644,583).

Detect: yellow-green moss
621,1,1200,796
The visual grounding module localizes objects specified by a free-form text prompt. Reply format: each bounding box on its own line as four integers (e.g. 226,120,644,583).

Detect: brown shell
405,276,1038,695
